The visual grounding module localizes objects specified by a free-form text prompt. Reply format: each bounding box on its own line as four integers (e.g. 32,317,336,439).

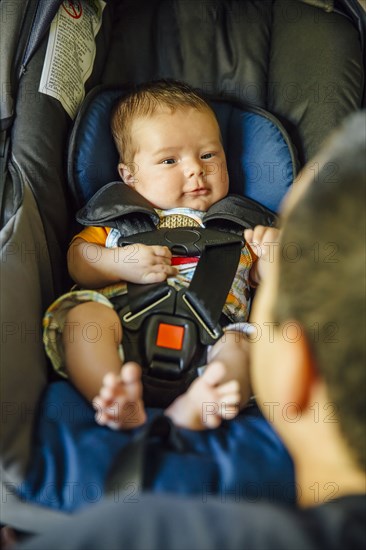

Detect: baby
43,80,278,430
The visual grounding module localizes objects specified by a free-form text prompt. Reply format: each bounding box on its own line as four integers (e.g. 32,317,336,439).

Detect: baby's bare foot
93,362,147,430
165,361,241,430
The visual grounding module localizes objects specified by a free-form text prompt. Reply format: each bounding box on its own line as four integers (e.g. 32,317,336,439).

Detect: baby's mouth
185,188,209,196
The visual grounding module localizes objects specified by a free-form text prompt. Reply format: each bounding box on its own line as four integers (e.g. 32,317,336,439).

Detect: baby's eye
161,158,176,165
201,152,215,160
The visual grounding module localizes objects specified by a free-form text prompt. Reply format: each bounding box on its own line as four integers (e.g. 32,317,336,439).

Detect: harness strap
182,240,242,338
203,194,277,230
76,181,159,235
76,183,277,234
126,282,172,318
121,237,242,345
105,415,183,495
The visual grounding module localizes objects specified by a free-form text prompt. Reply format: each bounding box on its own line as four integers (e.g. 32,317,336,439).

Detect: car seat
1,0,365,536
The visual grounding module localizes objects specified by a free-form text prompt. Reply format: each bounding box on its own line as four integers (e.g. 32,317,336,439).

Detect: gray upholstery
0,0,365,531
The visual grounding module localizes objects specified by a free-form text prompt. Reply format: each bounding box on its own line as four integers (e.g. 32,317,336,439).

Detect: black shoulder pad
203,194,277,232
76,182,159,236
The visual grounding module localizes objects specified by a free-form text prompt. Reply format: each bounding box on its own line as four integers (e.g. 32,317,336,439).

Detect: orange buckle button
156,323,185,350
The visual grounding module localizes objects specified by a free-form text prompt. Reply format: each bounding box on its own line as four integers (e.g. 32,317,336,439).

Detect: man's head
251,112,366,473
110,80,229,210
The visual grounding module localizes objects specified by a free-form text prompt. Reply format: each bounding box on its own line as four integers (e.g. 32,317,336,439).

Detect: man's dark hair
274,112,366,470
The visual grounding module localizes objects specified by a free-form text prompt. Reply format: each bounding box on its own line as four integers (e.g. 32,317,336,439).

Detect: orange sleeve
243,242,260,288
71,226,110,246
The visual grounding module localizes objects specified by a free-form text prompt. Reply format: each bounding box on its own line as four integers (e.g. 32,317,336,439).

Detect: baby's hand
244,225,280,285
120,244,178,284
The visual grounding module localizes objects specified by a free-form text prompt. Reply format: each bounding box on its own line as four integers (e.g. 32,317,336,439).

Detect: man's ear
118,162,135,186
274,321,317,410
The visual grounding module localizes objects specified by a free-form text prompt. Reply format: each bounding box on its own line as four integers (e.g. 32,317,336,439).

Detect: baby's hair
111,79,215,163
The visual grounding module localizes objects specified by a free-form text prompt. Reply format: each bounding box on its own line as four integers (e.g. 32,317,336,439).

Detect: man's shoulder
18,494,366,550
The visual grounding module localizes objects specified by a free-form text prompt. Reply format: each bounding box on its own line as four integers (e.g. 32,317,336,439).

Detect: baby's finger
142,265,178,284
151,245,172,259
150,263,177,276
143,271,171,284
152,256,173,266
262,227,280,245
244,228,254,243
245,226,268,258
251,225,268,244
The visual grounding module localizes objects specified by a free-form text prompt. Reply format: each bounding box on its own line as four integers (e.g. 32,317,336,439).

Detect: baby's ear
118,162,135,186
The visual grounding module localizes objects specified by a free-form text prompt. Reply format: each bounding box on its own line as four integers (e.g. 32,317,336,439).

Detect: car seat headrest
68,86,297,213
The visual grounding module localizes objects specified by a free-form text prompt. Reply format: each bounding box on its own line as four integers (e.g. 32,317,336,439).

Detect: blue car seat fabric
18,382,295,512
68,87,297,213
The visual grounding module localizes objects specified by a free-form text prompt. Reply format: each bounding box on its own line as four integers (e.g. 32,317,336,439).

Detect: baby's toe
201,361,226,387
220,395,240,420
99,385,114,401
217,379,240,396
120,362,142,384
203,410,222,429
102,372,119,387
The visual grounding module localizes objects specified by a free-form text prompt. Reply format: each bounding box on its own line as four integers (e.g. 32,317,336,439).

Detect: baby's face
119,106,229,210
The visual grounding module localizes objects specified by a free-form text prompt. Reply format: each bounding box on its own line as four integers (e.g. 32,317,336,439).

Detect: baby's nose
184,159,205,178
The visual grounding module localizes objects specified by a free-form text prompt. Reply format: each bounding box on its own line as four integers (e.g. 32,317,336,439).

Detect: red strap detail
171,256,199,266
